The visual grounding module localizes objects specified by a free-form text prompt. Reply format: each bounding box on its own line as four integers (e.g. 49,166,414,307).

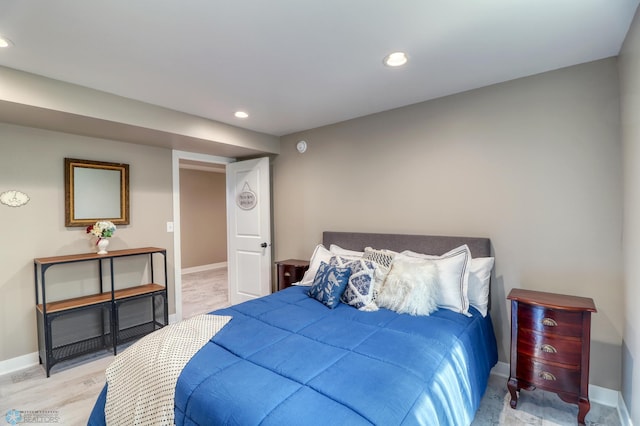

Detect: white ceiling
0,1,638,137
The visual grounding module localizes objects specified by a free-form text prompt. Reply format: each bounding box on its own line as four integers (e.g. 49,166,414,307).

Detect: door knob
260,242,268,248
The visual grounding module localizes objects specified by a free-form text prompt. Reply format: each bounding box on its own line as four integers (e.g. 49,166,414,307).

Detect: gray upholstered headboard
322,231,491,258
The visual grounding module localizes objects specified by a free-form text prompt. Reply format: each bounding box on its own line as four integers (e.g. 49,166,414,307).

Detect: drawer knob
540,344,557,353
541,318,558,327
539,371,557,381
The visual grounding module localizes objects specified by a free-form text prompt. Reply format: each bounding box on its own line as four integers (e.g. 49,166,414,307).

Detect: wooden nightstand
275,259,309,291
507,288,596,425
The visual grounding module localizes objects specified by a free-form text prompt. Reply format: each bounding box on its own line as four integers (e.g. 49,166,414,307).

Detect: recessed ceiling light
383,51,408,67
234,111,249,119
0,36,13,48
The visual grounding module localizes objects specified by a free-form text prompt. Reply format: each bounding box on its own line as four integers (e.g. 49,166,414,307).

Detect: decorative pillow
329,244,364,259
307,261,351,309
376,254,439,316
468,257,494,317
331,256,378,311
363,247,396,268
402,245,472,316
299,244,333,286
363,247,397,299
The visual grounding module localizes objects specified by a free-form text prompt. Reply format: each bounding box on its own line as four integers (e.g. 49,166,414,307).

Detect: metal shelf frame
34,247,168,376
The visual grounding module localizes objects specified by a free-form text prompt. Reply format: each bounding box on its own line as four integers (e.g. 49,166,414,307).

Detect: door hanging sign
236,182,257,210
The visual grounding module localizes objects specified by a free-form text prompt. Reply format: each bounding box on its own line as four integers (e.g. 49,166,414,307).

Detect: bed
88,231,498,425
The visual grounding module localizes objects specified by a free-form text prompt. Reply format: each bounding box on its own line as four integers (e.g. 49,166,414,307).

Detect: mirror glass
65,158,130,227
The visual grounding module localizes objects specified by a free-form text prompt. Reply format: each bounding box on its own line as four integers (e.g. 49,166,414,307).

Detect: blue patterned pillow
331,256,378,311
307,261,351,309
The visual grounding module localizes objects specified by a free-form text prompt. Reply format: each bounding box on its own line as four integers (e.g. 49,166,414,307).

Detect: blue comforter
89,285,497,425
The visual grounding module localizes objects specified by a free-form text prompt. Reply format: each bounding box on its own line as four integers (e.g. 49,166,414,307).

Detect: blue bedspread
89,285,497,425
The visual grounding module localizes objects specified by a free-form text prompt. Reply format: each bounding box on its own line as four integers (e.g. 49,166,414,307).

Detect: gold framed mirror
65,158,130,227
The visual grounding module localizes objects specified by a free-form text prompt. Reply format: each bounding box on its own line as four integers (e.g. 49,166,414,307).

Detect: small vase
97,238,109,255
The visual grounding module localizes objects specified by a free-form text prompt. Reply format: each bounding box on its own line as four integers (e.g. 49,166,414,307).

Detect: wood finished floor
181,267,230,319
0,269,621,425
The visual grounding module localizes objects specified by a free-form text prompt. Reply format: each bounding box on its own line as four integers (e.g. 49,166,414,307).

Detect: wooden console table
34,247,168,376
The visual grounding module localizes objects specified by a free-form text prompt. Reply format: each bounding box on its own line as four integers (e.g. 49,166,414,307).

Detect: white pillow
329,244,364,258
376,254,439,316
402,245,472,316
299,244,333,286
468,257,494,317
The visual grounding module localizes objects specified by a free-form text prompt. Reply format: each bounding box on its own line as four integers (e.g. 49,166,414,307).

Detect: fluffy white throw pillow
376,255,439,316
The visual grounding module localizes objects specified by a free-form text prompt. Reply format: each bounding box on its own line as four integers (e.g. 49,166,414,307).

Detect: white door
226,157,272,304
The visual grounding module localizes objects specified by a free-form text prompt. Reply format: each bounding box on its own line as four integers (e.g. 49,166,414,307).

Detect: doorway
179,160,230,318
172,151,234,322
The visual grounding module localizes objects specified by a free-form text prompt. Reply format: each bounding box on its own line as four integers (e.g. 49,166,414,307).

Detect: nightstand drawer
516,354,580,394
518,305,583,337
517,328,581,366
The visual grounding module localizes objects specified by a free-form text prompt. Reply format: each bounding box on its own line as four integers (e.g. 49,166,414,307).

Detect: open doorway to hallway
179,160,231,318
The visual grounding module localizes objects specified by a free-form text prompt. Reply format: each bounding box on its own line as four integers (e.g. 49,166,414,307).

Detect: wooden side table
275,259,309,291
507,288,596,425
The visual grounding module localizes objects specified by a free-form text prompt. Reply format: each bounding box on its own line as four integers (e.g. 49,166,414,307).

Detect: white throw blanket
104,314,232,426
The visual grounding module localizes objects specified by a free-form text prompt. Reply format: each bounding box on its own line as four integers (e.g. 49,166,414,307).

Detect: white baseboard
0,351,39,376
590,383,619,407
182,262,227,274
494,361,628,423
618,393,633,426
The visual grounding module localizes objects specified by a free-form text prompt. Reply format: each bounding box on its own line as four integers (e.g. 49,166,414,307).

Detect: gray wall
619,5,640,423
273,58,623,390
179,168,227,268
0,124,174,362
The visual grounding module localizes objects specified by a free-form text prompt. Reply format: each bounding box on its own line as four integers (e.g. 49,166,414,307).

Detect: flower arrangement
86,220,116,242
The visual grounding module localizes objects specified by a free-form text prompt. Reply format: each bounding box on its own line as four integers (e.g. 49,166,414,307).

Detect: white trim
0,351,39,376
618,392,633,426
589,383,619,407
172,150,234,323
172,151,182,323
179,163,226,173
182,262,228,275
